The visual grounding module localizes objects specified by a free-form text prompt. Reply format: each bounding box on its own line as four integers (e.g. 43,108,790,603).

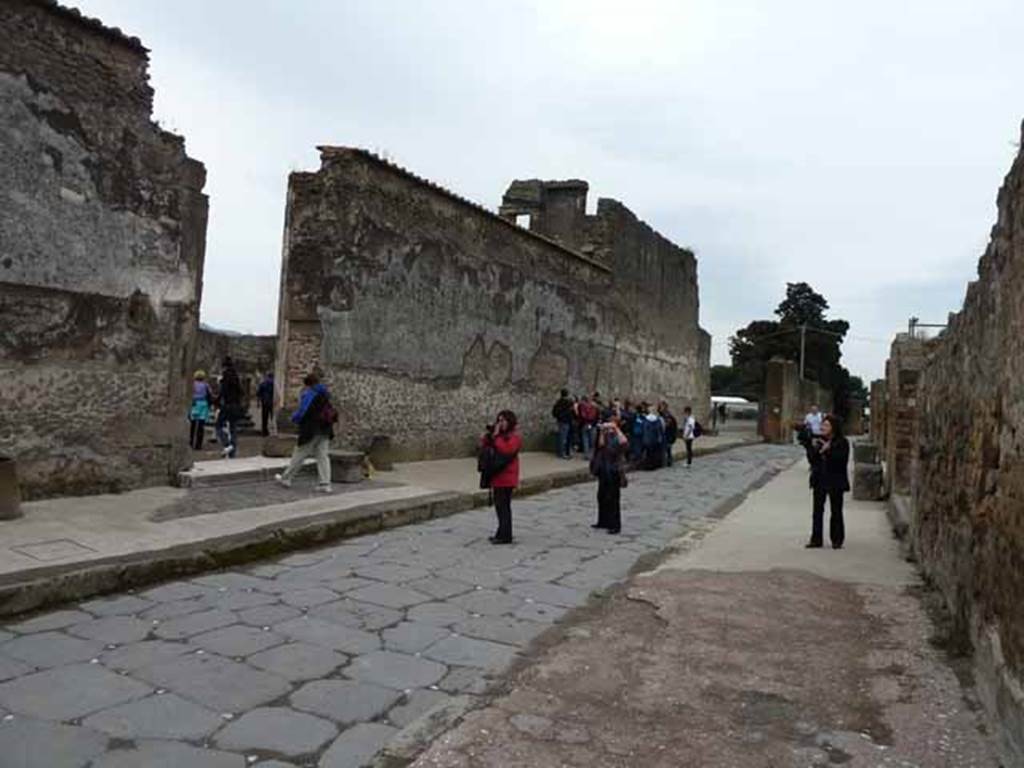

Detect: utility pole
799,324,806,379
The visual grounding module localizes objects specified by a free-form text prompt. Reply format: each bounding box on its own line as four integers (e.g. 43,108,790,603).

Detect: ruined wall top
22,0,147,52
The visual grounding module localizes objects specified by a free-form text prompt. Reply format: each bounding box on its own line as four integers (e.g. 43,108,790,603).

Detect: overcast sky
77,0,1024,381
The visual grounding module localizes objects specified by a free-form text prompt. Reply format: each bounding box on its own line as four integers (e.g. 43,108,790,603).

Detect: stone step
177,451,366,489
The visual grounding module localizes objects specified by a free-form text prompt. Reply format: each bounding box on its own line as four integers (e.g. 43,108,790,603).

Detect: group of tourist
188,361,277,457
550,389,699,470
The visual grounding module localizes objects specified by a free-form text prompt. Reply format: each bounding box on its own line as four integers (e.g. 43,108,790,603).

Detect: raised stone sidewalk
0,429,759,617
0,443,796,768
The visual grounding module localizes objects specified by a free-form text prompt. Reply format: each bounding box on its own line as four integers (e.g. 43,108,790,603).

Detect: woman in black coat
804,414,850,549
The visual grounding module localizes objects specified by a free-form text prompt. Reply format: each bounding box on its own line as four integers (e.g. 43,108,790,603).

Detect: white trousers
281,435,332,486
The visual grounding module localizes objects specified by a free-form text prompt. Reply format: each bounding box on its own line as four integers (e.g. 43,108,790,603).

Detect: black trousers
812,487,846,546
260,405,273,437
685,439,694,465
493,487,514,541
596,476,621,532
190,419,205,450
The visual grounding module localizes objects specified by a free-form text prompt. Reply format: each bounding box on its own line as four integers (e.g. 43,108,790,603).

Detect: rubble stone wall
913,127,1024,762
276,148,709,460
884,335,927,497
0,0,207,498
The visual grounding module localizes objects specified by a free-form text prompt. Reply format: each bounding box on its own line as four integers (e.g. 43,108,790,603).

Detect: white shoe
315,484,333,494
222,446,233,459
274,473,291,488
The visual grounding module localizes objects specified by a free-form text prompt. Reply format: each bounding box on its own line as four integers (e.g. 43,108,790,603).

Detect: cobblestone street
0,445,796,767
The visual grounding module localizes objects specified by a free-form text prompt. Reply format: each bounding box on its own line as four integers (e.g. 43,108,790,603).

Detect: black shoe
607,529,620,535
591,523,606,529
805,541,823,549
490,537,513,545
832,543,844,550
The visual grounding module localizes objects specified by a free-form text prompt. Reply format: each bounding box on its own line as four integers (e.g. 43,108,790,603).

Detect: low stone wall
912,123,1024,763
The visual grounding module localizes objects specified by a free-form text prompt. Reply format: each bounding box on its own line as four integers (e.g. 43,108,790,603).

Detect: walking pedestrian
216,356,243,458
630,402,647,463
641,407,666,470
275,372,337,492
659,401,678,467
189,370,213,450
590,416,628,534
481,410,521,544
256,371,275,437
804,414,849,549
681,406,698,466
551,389,574,459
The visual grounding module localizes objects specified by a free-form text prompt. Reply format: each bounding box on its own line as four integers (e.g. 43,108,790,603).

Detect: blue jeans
665,442,674,466
582,425,595,457
216,409,239,457
557,422,572,458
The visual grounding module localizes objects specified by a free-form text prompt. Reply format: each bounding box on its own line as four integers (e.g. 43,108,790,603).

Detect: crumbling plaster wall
912,127,1024,763
276,148,709,460
0,0,207,498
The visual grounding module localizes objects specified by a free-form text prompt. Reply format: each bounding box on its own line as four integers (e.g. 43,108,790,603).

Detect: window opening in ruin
515,214,531,229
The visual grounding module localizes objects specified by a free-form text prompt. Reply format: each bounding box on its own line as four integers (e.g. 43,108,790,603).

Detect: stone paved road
0,444,797,768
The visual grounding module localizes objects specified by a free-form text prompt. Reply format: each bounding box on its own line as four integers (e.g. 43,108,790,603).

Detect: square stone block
0,663,151,720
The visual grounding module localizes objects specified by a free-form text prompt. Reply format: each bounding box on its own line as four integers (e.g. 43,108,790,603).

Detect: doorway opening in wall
515,214,531,228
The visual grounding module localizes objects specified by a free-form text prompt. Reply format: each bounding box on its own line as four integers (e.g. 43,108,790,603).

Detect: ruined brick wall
760,358,831,443
0,0,208,498
912,129,1024,762
869,378,886,450
883,335,926,496
275,148,709,460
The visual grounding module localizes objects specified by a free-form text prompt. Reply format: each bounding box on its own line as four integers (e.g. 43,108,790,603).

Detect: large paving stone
353,563,431,583
381,622,449,653
153,609,237,640
423,635,518,670
140,598,211,621
4,610,93,634
238,604,303,627
0,717,108,768
325,576,378,594
82,692,222,740
513,601,567,624
433,566,504,589
0,630,10,644
141,582,220,602
280,587,342,608
100,640,192,672
214,706,337,757
192,572,279,592
0,653,33,682
404,576,476,600
93,741,245,768
507,581,591,608
291,680,401,724
387,688,452,727
200,589,280,612
67,616,153,645
344,650,447,690
345,583,432,609
133,653,290,713
0,663,151,720
191,624,285,656
274,617,380,654
80,595,153,617
1,632,104,668
406,602,470,627
449,589,523,617
248,642,347,681
311,600,403,631
319,722,398,768
454,616,548,646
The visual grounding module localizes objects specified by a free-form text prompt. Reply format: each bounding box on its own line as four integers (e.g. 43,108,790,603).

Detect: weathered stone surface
310,599,403,632
237,604,303,627
0,663,151,720
153,609,237,640
191,624,285,657
133,653,290,713
346,583,432,610
80,595,153,617
344,651,447,690
0,718,108,768
276,150,709,463
453,616,547,647
291,679,401,724
274,617,380,654
100,640,192,672
1,631,104,668
406,602,470,627
93,742,244,768
0,2,207,500
214,706,337,757
387,689,453,728
423,636,518,670
67,616,153,645
280,587,341,608
382,622,450,654
852,442,879,465
319,722,398,768
247,642,346,681
82,693,222,740
5,610,92,634
449,590,523,617
852,463,884,501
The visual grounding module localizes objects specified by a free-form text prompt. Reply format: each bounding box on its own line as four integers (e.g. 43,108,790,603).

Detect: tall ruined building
276,148,710,460
0,0,208,498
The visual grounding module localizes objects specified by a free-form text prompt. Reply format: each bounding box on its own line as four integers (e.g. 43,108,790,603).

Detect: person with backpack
216,356,244,458
189,370,214,450
551,389,574,459
590,415,629,534
641,407,666,470
478,410,521,544
274,372,337,492
577,394,599,458
658,401,678,467
681,405,700,466
256,371,275,437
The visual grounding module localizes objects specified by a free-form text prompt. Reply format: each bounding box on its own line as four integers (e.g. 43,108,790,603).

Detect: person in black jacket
804,414,850,549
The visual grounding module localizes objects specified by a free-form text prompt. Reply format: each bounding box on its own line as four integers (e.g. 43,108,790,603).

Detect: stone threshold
0,439,754,619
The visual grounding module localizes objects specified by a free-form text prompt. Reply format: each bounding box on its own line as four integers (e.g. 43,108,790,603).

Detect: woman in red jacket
483,410,522,544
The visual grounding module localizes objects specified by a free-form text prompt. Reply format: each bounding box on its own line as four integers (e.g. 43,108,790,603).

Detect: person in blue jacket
274,372,336,492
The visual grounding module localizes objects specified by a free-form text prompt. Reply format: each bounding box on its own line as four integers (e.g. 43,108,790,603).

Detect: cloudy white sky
78,0,1024,381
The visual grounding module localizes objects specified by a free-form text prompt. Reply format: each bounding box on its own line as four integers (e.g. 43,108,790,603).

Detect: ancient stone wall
760,358,832,443
912,127,1024,763
0,0,207,498
869,378,886,450
275,148,709,460
883,335,927,497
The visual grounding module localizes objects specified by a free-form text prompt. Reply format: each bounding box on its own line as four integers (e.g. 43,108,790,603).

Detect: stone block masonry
275,148,710,461
0,0,208,498
911,121,1024,763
